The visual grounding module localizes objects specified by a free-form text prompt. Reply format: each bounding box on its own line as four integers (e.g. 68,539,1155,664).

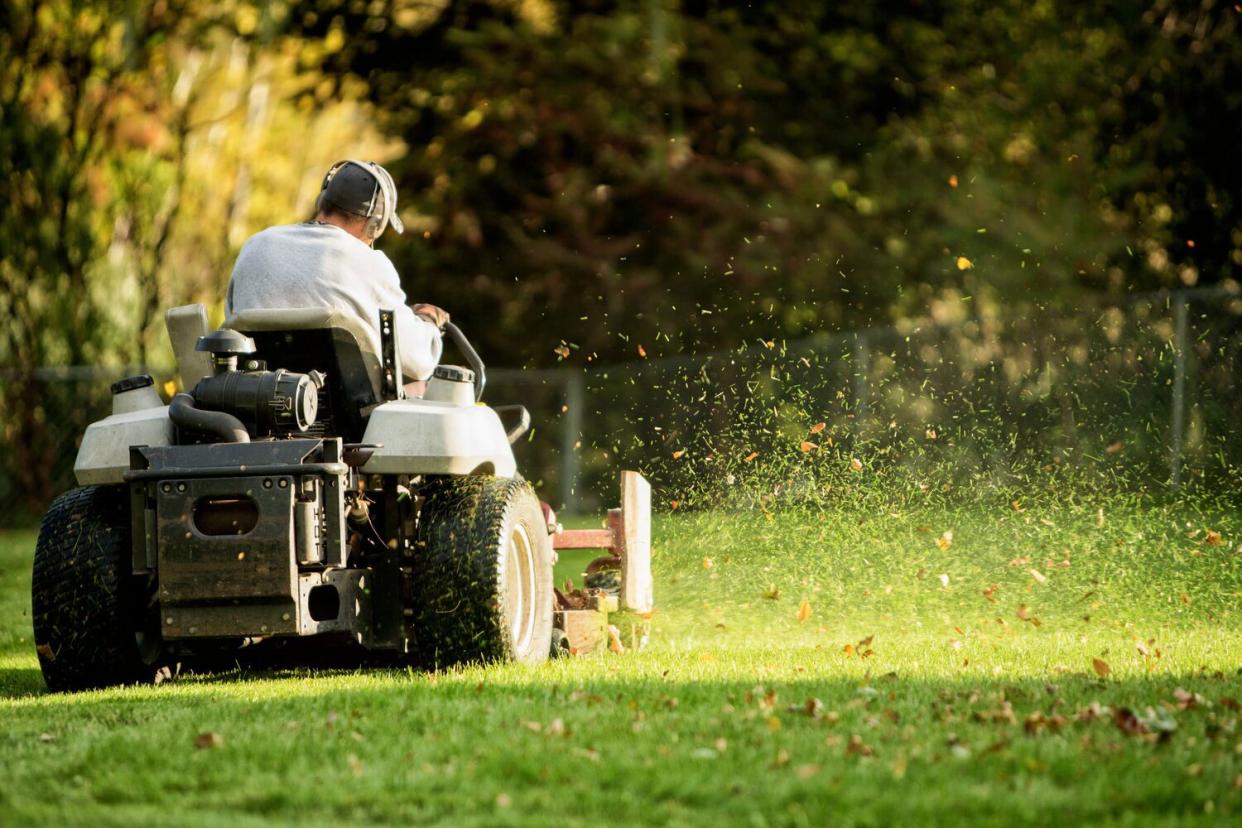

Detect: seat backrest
225,308,385,441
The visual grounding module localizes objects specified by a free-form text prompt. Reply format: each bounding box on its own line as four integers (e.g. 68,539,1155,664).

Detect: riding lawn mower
32,305,652,691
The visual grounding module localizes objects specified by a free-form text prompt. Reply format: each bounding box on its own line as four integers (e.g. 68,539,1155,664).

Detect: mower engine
174,329,324,442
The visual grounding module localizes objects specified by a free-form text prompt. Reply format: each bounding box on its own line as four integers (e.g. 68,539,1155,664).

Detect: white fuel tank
359,398,517,477
74,406,174,485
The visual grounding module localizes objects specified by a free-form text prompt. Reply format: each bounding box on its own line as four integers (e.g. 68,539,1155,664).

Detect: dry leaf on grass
797,598,812,623
194,732,223,750
1092,658,1111,678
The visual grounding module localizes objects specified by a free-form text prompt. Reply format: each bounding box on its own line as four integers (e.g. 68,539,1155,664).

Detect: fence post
560,370,584,513
1170,295,1189,491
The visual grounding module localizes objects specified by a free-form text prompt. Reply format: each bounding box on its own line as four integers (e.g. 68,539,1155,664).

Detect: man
225,159,447,393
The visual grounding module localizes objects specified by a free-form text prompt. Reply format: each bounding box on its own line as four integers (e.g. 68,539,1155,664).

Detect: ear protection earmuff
318,159,397,240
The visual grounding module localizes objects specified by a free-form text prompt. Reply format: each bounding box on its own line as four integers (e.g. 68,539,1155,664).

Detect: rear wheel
32,486,167,692
411,476,553,667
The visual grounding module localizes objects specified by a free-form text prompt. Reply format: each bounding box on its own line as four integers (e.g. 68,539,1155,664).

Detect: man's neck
312,213,373,246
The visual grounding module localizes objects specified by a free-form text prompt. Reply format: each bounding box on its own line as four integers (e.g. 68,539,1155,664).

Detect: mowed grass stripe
0,497,1239,826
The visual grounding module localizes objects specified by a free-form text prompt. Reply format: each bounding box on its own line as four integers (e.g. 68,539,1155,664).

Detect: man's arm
394,305,443,381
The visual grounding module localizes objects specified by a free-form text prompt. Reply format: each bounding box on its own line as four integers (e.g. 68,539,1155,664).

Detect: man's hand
412,303,449,331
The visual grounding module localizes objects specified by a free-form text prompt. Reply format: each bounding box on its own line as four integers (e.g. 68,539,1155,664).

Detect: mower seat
224,308,389,441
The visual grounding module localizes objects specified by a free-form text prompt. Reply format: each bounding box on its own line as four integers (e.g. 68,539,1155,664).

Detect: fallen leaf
850,458,863,472
845,734,874,757
1173,688,1201,710
842,643,855,656
810,422,826,434
1105,441,1123,454
672,449,685,459
194,732,223,750
702,557,714,569
637,344,647,358
1204,530,1222,546
956,256,973,270
797,598,812,624
1112,707,1146,736
799,441,818,453
763,585,781,600
935,530,954,551
606,627,625,653
948,175,959,188
1092,658,1111,678
744,451,759,463
670,499,680,510
1029,568,1047,584
553,344,571,360
572,747,601,762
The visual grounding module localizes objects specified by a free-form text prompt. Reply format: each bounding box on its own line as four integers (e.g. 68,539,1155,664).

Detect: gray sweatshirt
225,223,442,380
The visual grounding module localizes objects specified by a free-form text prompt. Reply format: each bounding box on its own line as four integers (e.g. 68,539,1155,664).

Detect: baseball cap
320,160,405,235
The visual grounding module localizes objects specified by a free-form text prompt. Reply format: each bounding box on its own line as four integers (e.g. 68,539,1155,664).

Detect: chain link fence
1,288,1237,527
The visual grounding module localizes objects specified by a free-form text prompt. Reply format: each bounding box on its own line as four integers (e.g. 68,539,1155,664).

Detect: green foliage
3,1,1240,519
279,1,1242,368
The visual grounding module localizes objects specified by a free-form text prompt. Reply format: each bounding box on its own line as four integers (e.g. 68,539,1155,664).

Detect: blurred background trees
1,0,1239,513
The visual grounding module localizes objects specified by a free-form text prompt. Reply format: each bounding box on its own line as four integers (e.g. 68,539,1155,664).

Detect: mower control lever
443,322,486,402
493,405,531,444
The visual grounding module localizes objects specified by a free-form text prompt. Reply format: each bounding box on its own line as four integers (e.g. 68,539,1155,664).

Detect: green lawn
1,497,1240,826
